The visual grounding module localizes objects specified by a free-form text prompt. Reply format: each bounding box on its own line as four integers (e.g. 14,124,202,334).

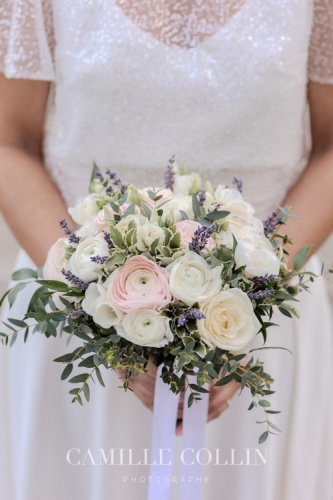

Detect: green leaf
36,280,69,292
78,355,95,368
8,283,27,308
278,306,293,318
7,318,27,328
68,373,90,384
215,374,234,386
293,244,312,271
11,268,38,281
83,383,90,402
268,421,281,432
95,366,105,387
109,226,125,248
205,210,230,221
61,363,73,380
123,202,136,218
179,210,189,220
54,347,82,363
89,161,100,189
258,431,269,444
9,332,18,347
141,203,152,218
258,399,271,407
24,327,29,343
0,289,10,308
192,194,201,218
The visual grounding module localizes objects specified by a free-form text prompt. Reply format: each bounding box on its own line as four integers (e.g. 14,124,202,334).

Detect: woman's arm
282,82,333,265
0,75,70,266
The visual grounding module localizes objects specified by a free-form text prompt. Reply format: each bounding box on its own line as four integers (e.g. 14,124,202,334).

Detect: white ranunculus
68,236,109,282
115,309,173,347
167,251,222,306
136,223,165,251
115,214,147,235
43,238,69,282
198,288,261,353
214,186,255,216
82,281,120,328
162,195,194,222
173,173,202,196
234,234,281,277
68,194,102,225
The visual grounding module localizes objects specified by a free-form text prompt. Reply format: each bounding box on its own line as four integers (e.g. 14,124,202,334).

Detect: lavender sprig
105,170,128,194
210,201,222,212
103,231,114,249
164,155,176,191
250,274,277,286
264,212,281,237
198,190,206,206
67,309,85,319
178,308,205,327
90,255,108,265
248,289,275,301
59,219,80,244
61,269,89,290
232,177,243,193
95,171,109,188
191,224,216,253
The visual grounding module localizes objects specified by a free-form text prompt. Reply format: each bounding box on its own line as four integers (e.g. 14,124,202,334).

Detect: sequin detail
115,0,247,48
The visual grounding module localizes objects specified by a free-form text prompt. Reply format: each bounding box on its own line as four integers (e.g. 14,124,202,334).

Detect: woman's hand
116,355,157,411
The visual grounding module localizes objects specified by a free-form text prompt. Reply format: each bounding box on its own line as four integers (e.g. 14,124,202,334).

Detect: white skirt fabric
0,249,332,500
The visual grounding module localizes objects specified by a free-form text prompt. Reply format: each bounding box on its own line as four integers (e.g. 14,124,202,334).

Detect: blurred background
1,213,333,302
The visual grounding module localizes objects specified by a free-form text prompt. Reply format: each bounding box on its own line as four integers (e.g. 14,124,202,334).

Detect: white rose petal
198,288,261,353
115,214,147,235
68,237,109,282
173,173,201,196
136,223,165,251
82,281,120,328
163,195,194,222
116,309,173,347
234,234,281,278
68,194,102,225
214,186,255,217
216,215,264,249
167,251,222,306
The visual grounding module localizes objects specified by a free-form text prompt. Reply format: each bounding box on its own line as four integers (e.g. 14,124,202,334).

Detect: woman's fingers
207,380,240,423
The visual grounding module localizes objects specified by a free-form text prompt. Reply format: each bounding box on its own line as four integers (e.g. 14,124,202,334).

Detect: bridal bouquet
0,158,324,443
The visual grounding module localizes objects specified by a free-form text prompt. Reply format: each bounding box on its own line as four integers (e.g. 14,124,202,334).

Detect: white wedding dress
1,1,333,499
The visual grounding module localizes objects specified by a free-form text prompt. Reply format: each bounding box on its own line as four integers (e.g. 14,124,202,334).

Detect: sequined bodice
1,1,333,219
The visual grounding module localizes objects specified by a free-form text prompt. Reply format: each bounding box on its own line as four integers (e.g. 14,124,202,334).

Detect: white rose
214,186,255,216
68,236,109,282
163,195,194,222
43,238,69,282
136,223,165,251
167,251,222,306
198,288,261,353
115,214,147,234
68,194,102,225
216,215,264,249
234,234,280,278
82,281,120,328
115,309,173,347
174,173,202,196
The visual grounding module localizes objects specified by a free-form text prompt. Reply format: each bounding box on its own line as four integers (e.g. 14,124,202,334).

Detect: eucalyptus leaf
293,244,312,271
11,268,38,281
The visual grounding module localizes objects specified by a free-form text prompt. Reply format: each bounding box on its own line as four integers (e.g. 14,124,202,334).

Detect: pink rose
143,188,174,207
107,256,172,314
176,220,216,252
43,238,69,283
96,210,109,232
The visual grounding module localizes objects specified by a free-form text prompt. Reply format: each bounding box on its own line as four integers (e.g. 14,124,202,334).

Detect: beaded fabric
0,0,333,220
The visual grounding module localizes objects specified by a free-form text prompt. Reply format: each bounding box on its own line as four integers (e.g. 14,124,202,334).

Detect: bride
0,1,332,499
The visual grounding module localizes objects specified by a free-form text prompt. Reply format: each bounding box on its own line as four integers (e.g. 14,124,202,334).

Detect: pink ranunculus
43,238,69,283
176,220,216,252
106,256,172,314
143,188,174,207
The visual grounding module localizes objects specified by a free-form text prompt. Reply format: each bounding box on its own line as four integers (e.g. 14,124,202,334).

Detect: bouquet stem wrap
149,365,209,500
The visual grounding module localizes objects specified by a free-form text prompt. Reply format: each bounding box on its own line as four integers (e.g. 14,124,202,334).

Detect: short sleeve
0,0,55,81
308,0,333,84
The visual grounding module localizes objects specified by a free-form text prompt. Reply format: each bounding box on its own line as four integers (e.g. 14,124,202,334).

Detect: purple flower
59,219,80,244
198,190,206,206
67,309,85,319
177,308,205,327
232,177,243,193
250,274,277,286
90,255,108,265
164,155,176,191
61,269,89,290
248,289,275,301
210,201,222,212
105,170,128,194
263,212,281,237
191,224,216,253
102,231,114,249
